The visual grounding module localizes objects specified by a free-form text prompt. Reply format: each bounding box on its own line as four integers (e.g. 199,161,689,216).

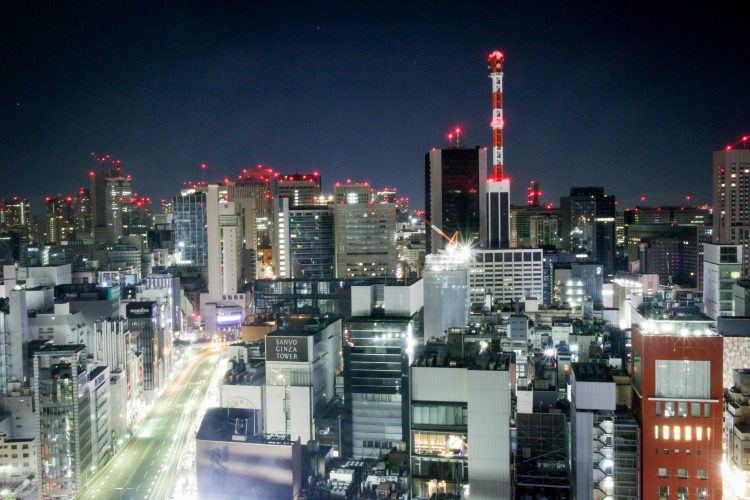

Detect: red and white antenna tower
488,50,505,180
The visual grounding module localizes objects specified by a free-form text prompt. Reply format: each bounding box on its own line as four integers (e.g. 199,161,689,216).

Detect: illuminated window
662,425,670,440
673,426,681,440
684,426,692,441
696,426,703,441
707,427,711,440
654,425,659,439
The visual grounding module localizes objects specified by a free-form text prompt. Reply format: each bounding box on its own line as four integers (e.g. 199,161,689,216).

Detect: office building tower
334,201,397,279
122,194,152,238
201,185,248,334
409,341,512,499
423,250,470,340
424,147,487,253
703,243,743,319
344,280,423,458
631,296,722,500
625,224,701,288
275,172,321,206
713,146,750,276
75,187,92,235
512,204,560,248
126,301,162,397
334,180,372,205
44,195,78,243
560,187,617,274
173,188,207,266
0,197,30,232
469,248,544,307
624,205,712,226
91,165,132,244
227,168,274,252
274,200,335,279
33,344,96,498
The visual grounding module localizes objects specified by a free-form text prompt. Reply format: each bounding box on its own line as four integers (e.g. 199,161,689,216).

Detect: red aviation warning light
488,50,505,180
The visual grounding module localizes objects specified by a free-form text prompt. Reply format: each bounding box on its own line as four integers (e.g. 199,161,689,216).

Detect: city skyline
2,2,750,210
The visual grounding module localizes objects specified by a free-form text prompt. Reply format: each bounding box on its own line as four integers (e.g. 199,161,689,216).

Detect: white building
202,183,245,334
703,243,743,319
264,319,342,444
570,363,616,500
423,249,470,341
469,248,544,306
410,345,511,499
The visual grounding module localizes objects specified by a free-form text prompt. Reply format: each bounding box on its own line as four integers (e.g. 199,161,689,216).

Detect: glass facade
173,191,207,266
425,147,483,253
344,314,422,458
289,207,334,279
34,348,93,499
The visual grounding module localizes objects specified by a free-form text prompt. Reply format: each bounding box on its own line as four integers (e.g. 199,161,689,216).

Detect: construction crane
419,214,460,248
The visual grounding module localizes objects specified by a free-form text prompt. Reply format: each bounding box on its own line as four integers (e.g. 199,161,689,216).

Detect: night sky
1,2,749,212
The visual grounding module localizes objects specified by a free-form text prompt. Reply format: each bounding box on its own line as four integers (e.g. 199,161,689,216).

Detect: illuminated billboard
265,335,310,363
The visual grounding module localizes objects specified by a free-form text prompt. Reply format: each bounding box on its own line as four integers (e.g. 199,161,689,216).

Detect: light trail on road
77,349,221,500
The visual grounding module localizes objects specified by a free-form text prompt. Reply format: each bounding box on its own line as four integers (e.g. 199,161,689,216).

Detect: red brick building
631,316,723,499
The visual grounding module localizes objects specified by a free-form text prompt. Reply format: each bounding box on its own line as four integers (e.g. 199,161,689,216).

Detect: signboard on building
265,335,309,363
126,302,155,319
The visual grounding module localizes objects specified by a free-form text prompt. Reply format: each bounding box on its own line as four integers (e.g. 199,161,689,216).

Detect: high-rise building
631,297,722,500
91,165,132,244
560,187,617,274
122,194,152,238
0,197,30,232
703,243,743,319
713,146,750,276
334,180,372,205
33,344,97,498
425,147,487,253
226,169,274,275
469,248,544,307
44,195,78,243
512,205,560,248
75,187,93,235
625,224,701,288
274,200,335,279
173,188,207,266
344,280,423,458
423,250,470,340
126,301,163,398
334,201,397,279
275,172,321,206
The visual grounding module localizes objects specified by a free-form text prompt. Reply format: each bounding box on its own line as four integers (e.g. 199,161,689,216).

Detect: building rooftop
34,343,86,355
572,362,613,383
412,341,512,371
197,407,293,445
